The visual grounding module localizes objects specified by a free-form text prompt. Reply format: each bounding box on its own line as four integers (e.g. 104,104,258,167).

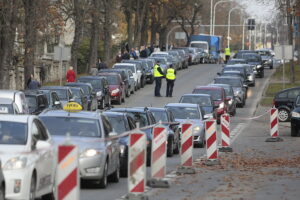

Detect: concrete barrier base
176,166,196,175
147,178,170,188
204,159,220,166
219,147,233,152
265,137,284,142
125,193,148,200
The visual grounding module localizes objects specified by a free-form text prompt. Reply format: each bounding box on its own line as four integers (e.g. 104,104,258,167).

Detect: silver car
165,103,206,148
0,90,29,114
39,110,120,188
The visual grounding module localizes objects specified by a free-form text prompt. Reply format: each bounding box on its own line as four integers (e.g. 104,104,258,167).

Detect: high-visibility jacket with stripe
153,64,164,77
225,48,231,56
166,68,176,80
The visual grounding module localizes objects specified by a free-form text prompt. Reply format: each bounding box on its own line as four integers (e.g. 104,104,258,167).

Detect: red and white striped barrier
220,114,233,152
57,144,79,200
151,126,167,178
205,120,220,165
270,108,279,137
128,132,147,194
180,123,193,167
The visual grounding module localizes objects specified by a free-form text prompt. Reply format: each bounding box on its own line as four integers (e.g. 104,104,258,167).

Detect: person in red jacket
66,66,76,82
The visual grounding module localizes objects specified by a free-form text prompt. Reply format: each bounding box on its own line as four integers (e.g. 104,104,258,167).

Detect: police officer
166,64,176,97
153,60,164,97
225,47,231,63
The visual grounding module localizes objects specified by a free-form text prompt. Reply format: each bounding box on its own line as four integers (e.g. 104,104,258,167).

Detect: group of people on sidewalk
153,61,176,97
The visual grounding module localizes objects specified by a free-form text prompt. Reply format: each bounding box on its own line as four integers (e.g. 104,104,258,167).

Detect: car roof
229,58,246,61
224,65,245,68
98,72,120,76
277,87,300,94
0,114,33,123
181,94,211,98
41,86,70,90
216,76,241,80
39,109,100,119
78,76,103,80
103,111,125,117
165,103,198,108
223,71,242,74
209,83,231,88
142,107,166,112
194,86,222,90
152,52,168,54
0,90,23,99
110,107,147,113
114,63,136,66
0,98,14,104
65,82,92,87
24,90,46,95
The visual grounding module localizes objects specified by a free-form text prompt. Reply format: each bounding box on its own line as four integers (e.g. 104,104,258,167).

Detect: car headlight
80,149,102,158
120,145,126,154
218,102,224,109
248,75,254,81
291,111,300,118
256,65,262,69
193,126,201,132
111,88,120,95
96,91,102,97
3,157,27,170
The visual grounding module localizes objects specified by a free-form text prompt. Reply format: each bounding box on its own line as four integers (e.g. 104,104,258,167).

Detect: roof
276,87,300,94
78,76,103,80
41,86,70,90
152,52,168,55
65,82,92,87
98,72,120,77
215,76,241,80
0,90,23,99
181,94,211,98
114,63,136,66
224,65,245,68
229,58,246,61
39,109,100,119
103,111,126,117
165,103,198,108
143,107,166,112
0,114,33,123
0,98,14,104
24,90,45,95
209,83,231,88
223,71,243,74
194,86,223,90
110,107,147,113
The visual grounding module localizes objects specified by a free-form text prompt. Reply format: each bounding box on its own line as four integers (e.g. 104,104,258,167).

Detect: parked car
167,51,182,69
140,58,155,83
165,103,205,147
214,76,247,108
187,47,201,64
236,53,264,78
256,49,274,69
0,90,29,114
65,82,97,111
0,115,55,199
121,60,147,88
68,87,89,110
273,87,300,122
192,86,228,123
114,63,142,90
40,109,120,188
179,94,217,119
40,86,73,107
226,58,247,65
98,73,126,105
147,107,180,157
77,76,111,109
103,111,136,177
110,107,156,166
150,57,169,72
0,98,21,114
37,89,63,110
208,84,237,116
24,90,49,115
291,95,300,136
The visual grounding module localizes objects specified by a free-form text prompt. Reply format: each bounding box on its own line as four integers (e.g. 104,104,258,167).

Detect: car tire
278,108,290,122
198,140,205,148
29,173,36,200
270,65,273,69
122,92,125,103
110,161,120,183
98,161,108,188
167,138,174,157
120,163,128,177
0,184,5,200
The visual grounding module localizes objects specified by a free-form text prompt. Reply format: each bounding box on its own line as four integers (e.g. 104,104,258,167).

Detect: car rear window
193,89,222,101
277,92,287,98
288,90,300,99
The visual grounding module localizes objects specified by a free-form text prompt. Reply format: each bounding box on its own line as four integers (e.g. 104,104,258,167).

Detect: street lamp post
227,7,241,48
242,19,246,50
213,0,232,35
210,0,214,35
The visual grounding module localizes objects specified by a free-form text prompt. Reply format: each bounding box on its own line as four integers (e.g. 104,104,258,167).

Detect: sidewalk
147,106,300,200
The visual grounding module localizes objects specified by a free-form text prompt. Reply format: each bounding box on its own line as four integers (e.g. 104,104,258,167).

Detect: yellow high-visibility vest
225,48,231,56
166,68,176,80
153,64,164,77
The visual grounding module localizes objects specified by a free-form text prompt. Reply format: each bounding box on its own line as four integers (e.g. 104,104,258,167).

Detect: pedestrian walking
225,47,231,64
166,64,176,97
153,60,164,97
66,66,76,82
27,74,41,89
97,58,108,70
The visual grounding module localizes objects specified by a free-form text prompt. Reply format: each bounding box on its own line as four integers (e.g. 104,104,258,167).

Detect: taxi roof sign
63,102,82,112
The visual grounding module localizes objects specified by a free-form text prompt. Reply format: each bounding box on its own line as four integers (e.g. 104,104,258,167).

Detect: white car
113,63,142,90
150,52,169,58
0,115,55,199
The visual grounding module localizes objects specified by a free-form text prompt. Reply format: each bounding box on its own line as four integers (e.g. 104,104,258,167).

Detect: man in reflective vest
166,64,176,97
225,47,231,64
153,60,165,97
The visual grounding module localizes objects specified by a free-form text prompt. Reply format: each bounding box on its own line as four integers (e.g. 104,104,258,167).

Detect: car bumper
4,168,33,199
291,117,300,131
193,135,204,145
79,155,105,180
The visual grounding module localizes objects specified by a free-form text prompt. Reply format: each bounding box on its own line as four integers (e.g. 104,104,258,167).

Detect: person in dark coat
27,74,41,89
97,58,108,70
139,46,148,58
122,50,130,60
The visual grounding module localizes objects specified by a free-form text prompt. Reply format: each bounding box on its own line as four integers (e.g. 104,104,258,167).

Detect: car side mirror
54,101,61,106
243,84,248,88
108,131,118,137
36,140,51,150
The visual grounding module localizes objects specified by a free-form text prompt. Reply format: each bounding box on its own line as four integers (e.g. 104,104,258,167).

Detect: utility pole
287,0,295,83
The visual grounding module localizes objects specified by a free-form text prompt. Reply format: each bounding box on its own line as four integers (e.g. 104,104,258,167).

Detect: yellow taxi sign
63,102,82,112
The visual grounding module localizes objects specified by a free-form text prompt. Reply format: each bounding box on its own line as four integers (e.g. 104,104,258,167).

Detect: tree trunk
70,0,84,73
158,27,167,49
140,9,149,46
0,0,18,89
23,0,37,89
150,13,157,45
103,0,112,61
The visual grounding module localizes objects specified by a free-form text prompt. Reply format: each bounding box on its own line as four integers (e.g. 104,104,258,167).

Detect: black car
273,87,300,122
147,107,180,157
65,82,97,111
68,87,89,110
77,76,110,109
103,111,136,177
110,107,156,166
256,49,274,69
140,58,155,84
122,60,147,87
235,53,264,78
24,90,50,115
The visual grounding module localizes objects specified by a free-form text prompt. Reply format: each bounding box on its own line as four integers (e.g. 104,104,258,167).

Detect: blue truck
189,34,222,63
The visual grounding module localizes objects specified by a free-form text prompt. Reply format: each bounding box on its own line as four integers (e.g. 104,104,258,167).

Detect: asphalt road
80,63,274,200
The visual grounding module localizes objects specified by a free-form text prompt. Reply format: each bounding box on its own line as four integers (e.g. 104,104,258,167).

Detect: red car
192,86,229,123
98,73,125,105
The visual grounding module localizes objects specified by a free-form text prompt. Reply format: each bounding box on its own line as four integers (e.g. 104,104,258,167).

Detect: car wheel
110,161,120,183
291,126,298,137
278,108,290,122
167,138,174,157
173,137,180,154
99,162,108,188
29,174,36,200
270,65,273,69
122,92,125,103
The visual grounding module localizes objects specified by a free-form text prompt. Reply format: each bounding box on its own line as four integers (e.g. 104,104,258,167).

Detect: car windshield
26,96,37,109
0,121,27,145
153,58,167,64
78,79,102,90
0,104,14,114
151,111,168,122
241,54,261,62
257,51,271,56
245,66,254,73
70,89,81,98
180,96,212,106
215,78,242,87
79,85,90,95
106,116,126,134
227,60,246,64
224,67,244,74
125,112,149,127
166,106,200,119
193,89,222,101
114,65,136,73
40,117,101,137
105,75,119,85
52,89,67,100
